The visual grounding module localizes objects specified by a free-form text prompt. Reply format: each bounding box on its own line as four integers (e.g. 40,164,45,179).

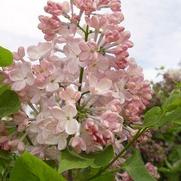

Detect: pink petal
56,120,66,133
66,59,79,74
26,73,35,86
79,52,90,61
97,78,112,92
63,104,77,118
21,62,31,76
46,82,59,92
79,42,89,51
9,70,23,81
12,80,26,91
51,107,66,120
45,134,59,145
18,47,25,58
27,42,51,60
58,136,67,150
65,119,79,135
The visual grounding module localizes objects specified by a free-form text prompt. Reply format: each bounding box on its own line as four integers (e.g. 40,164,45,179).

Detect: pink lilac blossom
145,162,160,179
1,0,152,158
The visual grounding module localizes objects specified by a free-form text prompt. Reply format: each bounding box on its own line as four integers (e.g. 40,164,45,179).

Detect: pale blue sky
122,0,181,79
0,0,180,80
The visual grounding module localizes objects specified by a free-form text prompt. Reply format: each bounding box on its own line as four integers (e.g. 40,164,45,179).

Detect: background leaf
0,150,17,180
143,106,162,128
143,89,181,128
123,150,156,181
162,90,181,112
0,46,13,67
160,107,181,126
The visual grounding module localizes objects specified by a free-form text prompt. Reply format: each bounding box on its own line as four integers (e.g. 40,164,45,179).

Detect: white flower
89,75,112,95
51,104,79,135
9,62,34,91
29,117,68,150
27,42,52,60
60,85,81,104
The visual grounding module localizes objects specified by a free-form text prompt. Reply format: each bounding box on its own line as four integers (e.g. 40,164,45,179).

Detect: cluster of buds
1,0,152,156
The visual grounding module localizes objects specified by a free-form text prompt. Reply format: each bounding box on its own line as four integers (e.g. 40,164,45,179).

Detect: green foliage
82,145,114,168
168,145,181,163
143,106,162,128
10,152,66,181
154,122,181,143
0,84,9,95
143,89,181,128
59,150,93,173
0,150,17,180
159,145,181,176
0,46,13,67
59,146,114,173
176,82,181,89
123,150,156,181
0,47,20,117
160,107,181,126
73,167,114,181
0,90,20,117
142,84,181,180
90,172,114,181
162,89,181,112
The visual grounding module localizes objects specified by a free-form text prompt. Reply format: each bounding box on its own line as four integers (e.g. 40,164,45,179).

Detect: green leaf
169,145,181,162
0,46,13,67
143,89,181,128
162,90,181,112
0,84,9,95
167,173,180,181
176,82,181,89
160,107,181,126
83,145,114,168
76,167,99,181
123,150,156,181
59,146,114,173
0,150,12,161
0,90,20,117
91,172,114,181
158,167,171,174
0,150,17,180
59,150,93,173
143,106,162,128
75,168,114,181
10,152,66,181
172,160,181,173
